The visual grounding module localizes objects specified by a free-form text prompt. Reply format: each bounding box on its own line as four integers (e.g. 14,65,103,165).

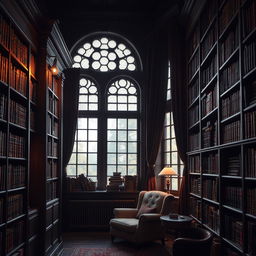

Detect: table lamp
158,166,177,193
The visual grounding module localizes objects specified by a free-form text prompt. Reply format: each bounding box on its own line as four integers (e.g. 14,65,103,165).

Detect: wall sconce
158,166,177,194
48,56,58,75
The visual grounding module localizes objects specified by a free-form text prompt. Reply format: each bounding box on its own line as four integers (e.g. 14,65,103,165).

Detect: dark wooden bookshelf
187,0,256,255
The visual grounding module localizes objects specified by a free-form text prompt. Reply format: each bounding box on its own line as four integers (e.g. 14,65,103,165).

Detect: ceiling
36,0,184,20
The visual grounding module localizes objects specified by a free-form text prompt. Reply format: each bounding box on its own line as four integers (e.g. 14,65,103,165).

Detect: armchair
172,227,213,256
109,190,175,244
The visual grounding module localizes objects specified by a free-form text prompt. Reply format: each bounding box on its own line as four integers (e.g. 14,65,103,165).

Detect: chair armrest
113,208,138,218
139,213,161,223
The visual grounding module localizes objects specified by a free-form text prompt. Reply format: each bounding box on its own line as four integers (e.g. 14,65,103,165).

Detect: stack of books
107,172,123,191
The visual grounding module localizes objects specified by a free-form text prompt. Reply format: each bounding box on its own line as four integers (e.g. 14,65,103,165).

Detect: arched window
66,32,142,190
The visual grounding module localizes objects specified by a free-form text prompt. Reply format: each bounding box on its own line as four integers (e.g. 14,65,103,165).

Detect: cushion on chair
136,205,156,218
110,218,139,233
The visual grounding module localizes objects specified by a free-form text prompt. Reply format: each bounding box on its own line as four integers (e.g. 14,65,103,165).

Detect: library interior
0,0,255,255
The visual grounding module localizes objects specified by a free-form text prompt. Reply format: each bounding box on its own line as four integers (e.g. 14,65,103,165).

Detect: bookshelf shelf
219,47,239,71
187,0,256,254
6,214,26,225
188,45,199,64
188,68,199,85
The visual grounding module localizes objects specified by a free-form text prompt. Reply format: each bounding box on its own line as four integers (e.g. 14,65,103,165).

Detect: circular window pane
115,48,124,58
80,78,87,86
100,57,108,65
109,86,117,94
128,64,136,71
127,56,134,64
100,66,108,72
78,48,86,55
119,79,126,87
74,55,82,62
84,48,94,57
128,86,136,94
108,61,116,70
83,43,91,49
118,43,126,50
108,40,117,48
108,52,116,61
81,59,89,69
101,37,108,44
92,40,101,48
124,49,131,55
89,86,97,94
92,61,100,70
72,63,80,68
119,59,127,70
92,52,101,60
101,50,108,57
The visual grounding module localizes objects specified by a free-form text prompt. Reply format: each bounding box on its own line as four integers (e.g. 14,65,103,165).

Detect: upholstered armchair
109,190,175,244
172,227,213,256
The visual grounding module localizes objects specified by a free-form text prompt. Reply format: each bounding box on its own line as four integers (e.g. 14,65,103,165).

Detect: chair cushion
110,218,138,233
136,205,156,218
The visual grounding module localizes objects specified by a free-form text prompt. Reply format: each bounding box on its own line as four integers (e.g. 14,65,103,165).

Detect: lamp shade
158,167,177,176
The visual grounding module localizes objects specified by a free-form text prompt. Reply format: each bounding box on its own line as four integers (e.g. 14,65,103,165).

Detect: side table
160,214,193,237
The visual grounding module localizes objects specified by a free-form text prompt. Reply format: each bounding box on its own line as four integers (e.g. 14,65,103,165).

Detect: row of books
201,85,217,117
221,90,240,120
0,14,9,47
224,215,243,248
243,40,256,75
188,51,199,80
201,54,217,88
242,0,256,38
10,27,28,66
9,134,25,158
245,80,256,106
224,155,241,176
65,175,97,192
189,132,199,151
188,78,199,105
190,176,201,195
0,53,8,84
202,153,218,174
203,178,219,201
188,26,199,59
30,53,36,78
0,198,3,223
244,110,256,138
48,115,58,137
0,164,26,190
48,94,58,116
202,204,220,233
0,92,7,120
189,155,200,173
201,21,217,61
222,120,240,144
202,121,217,148
219,23,239,66
200,0,216,37
10,63,27,96
247,187,256,215
188,104,199,127
7,194,23,220
0,130,6,156
245,147,256,177
247,221,256,255
6,221,24,253
10,99,26,127
219,0,239,34
47,160,58,179
190,196,201,220
48,140,58,157
46,181,57,201
224,186,242,209
220,60,239,94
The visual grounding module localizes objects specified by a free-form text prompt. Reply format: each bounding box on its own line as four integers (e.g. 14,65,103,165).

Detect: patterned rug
70,246,170,256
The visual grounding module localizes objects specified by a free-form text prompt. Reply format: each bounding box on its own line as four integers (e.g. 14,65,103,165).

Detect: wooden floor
62,231,173,256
